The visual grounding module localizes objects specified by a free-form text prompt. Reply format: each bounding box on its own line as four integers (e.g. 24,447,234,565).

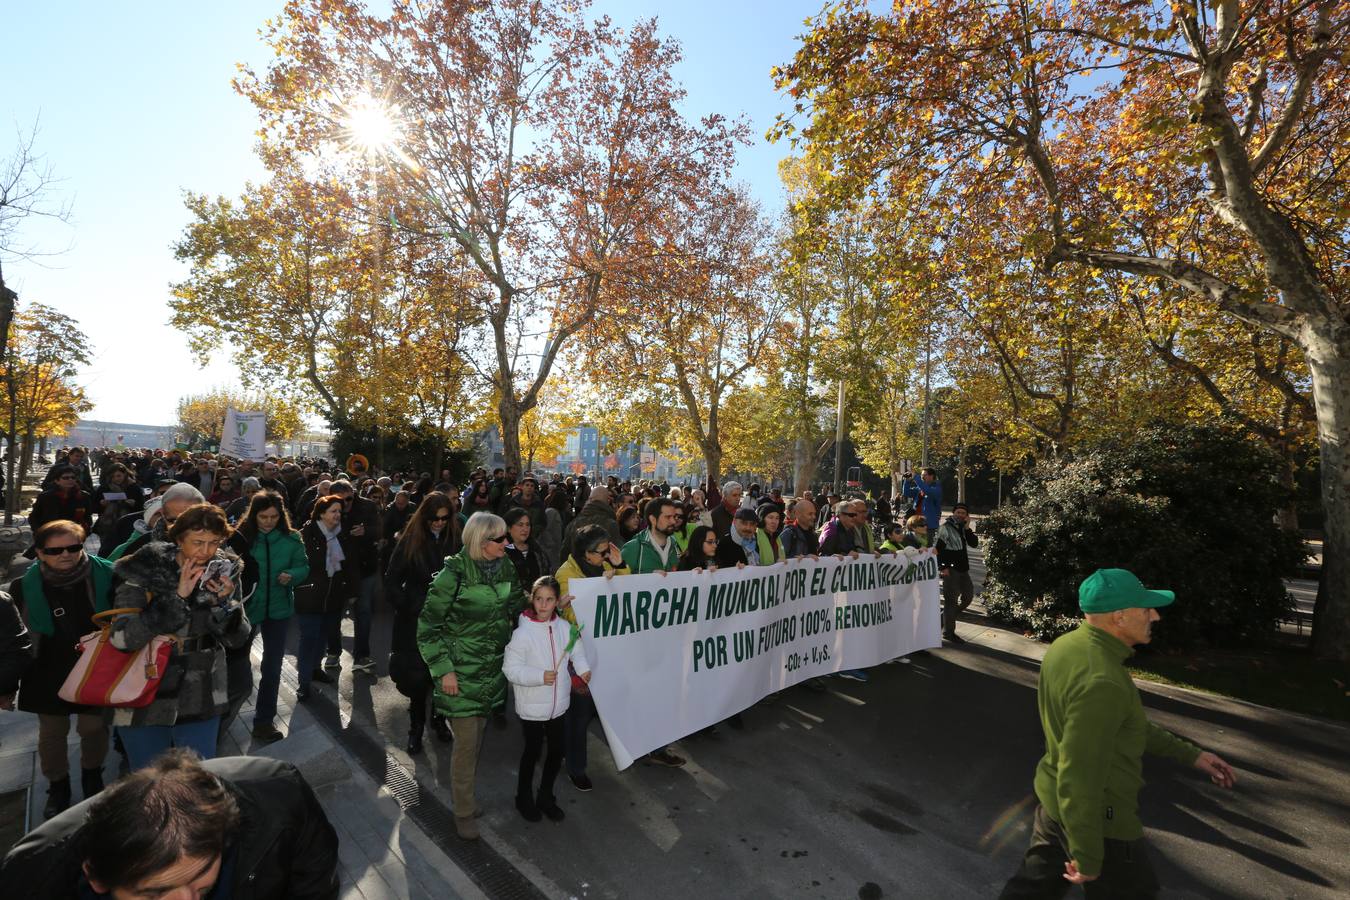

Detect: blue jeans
296,613,330,689
117,716,220,770
253,617,291,727
352,573,378,659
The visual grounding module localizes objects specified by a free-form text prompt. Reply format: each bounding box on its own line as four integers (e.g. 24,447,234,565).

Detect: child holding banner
503,576,591,823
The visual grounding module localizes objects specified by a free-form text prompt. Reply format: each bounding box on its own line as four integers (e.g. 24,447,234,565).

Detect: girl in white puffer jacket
503,576,590,823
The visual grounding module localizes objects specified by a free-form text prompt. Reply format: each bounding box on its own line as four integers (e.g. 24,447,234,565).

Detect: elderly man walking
999,569,1237,899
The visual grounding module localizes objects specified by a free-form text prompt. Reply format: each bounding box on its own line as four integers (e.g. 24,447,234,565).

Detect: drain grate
277,660,548,900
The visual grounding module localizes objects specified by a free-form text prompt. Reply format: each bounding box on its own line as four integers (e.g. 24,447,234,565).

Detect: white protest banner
220,408,267,461
569,549,942,769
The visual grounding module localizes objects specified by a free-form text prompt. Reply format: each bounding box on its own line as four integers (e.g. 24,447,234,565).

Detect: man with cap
999,568,1237,899
715,508,762,568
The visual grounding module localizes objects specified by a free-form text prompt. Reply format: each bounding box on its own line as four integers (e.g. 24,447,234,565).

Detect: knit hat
1079,568,1175,614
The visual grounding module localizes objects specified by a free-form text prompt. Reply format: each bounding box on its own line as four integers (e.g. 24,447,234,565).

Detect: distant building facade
472,422,680,482
61,420,178,450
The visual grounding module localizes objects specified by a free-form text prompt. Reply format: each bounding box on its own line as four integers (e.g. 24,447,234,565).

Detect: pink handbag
58,607,178,708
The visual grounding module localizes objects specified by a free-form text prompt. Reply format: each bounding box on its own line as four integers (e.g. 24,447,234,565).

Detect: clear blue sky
1,0,824,428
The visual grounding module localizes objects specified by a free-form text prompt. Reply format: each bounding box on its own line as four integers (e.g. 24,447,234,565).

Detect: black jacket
384,530,455,697
28,487,92,533
0,755,339,900
342,495,383,578
934,517,978,572
714,535,751,569
779,524,820,559
0,591,32,695
295,522,355,616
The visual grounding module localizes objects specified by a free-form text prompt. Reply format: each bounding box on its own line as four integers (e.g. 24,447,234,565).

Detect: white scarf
318,521,345,576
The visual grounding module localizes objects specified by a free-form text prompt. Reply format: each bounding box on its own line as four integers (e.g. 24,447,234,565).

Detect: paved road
308,585,1350,899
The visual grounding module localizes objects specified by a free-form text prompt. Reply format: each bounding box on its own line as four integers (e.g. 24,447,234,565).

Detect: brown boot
454,814,480,841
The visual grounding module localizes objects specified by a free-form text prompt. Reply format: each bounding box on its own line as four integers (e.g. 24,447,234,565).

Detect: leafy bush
981,423,1304,649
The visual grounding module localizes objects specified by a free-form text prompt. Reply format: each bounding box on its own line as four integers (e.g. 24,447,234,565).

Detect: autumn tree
774,1,1350,659
175,388,305,450
3,304,91,518
583,186,781,487
237,0,745,472
171,163,483,469
513,376,583,473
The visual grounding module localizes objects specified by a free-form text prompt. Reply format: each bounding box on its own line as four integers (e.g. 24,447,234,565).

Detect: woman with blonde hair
418,512,526,840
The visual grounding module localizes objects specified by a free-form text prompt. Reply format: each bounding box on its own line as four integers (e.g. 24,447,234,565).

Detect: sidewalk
0,632,487,900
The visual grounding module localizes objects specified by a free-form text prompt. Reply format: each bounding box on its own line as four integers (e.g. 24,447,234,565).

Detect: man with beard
621,497,681,574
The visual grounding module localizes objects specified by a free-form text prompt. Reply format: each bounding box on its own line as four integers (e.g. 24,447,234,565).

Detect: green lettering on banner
835,598,895,630
733,628,755,662
811,568,827,596
693,634,728,672
651,588,667,629
620,593,635,635
707,582,726,620
635,590,652,631
595,593,619,638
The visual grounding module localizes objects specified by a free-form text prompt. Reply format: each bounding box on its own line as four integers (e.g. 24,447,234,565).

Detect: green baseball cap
1079,568,1175,614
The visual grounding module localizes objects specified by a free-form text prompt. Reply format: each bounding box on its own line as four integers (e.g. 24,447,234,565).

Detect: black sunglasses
431,514,452,522
40,544,83,556
488,534,509,544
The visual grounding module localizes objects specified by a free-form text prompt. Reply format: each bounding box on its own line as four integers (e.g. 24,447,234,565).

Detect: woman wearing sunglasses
7,520,115,819
417,512,526,841
385,492,459,754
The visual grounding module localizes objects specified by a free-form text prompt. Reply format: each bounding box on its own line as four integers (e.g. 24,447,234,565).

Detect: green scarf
23,555,115,636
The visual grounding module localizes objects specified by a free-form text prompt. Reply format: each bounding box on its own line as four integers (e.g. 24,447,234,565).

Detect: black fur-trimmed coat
108,541,251,728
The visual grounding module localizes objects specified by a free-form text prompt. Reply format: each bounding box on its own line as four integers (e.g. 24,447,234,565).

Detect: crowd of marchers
0,445,1234,900
4,449,975,819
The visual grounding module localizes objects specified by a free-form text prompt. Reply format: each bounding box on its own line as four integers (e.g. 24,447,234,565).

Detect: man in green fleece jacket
1000,568,1237,898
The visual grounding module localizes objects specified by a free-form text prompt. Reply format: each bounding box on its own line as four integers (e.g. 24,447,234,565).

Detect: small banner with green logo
221,408,267,461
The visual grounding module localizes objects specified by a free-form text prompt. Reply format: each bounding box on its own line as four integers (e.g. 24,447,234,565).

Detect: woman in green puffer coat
417,512,525,841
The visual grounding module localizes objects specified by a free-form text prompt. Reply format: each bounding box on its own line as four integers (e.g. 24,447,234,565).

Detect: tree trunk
1306,329,1350,661
498,395,523,472
17,427,35,501
794,437,826,497
3,439,15,521
956,440,968,504
702,418,723,492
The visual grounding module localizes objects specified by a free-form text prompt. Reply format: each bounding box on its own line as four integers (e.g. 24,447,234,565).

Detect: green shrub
981,423,1304,648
